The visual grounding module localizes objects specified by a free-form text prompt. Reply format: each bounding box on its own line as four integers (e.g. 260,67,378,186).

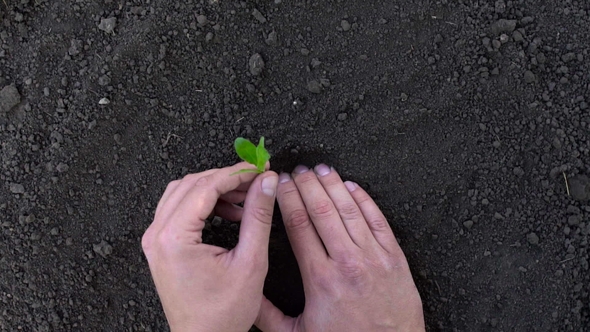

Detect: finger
292,165,354,258
255,296,295,332
220,190,247,204
214,200,243,221
155,169,218,222
345,181,400,254
155,179,181,215
170,162,260,233
235,171,278,260
313,164,375,249
276,172,327,274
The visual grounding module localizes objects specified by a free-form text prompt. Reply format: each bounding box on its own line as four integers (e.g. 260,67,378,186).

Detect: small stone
50,228,59,236
307,80,322,94
56,163,69,173
98,17,117,34
337,113,347,121
93,240,113,258
513,167,525,176
569,175,589,201
513,31,524,42
248,53,265,76
495,0,506,13
265,31,277,46
310,58,322,68
524,71,536,83
10,183,25,194
561,53,576,63
211,216,223,226
463,220,474,229
527,232,539,245
99,98,110,105
0,84,21,113
252,9,267,23
491,19,517,35
68,39,83,56
341,20,351,31
520,16,534,25
196,15,208,26
98,75,111,86
567,215,581,226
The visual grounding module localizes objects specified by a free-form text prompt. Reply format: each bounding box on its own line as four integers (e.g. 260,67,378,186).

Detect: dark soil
1,0,589,331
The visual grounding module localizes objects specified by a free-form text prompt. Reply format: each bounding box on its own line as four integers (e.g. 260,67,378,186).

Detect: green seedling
231,137,271,175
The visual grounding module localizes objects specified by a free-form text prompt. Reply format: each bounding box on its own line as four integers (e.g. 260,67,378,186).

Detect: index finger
170,162,261,235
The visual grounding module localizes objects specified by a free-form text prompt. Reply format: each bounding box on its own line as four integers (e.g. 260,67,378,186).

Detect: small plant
231,137,270,175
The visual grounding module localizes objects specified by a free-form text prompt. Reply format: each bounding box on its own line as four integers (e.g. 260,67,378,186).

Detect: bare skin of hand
255,164,425,332
141,162,279,332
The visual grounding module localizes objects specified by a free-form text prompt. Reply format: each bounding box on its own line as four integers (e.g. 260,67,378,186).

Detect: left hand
141,162,279,332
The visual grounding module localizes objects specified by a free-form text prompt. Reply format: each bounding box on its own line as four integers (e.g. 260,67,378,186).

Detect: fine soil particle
1,0,589,331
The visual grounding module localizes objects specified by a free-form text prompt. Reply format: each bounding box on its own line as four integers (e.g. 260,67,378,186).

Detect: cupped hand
256,164,425,332
141,162,279,332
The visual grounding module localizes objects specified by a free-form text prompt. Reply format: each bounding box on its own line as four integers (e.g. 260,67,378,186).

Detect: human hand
256,164,425,332
141,162,279,332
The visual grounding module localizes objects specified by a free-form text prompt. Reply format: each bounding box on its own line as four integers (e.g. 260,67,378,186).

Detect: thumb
255,296,295,332
235,171,278,259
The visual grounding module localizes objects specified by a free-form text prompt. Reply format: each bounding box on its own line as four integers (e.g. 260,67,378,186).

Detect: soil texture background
1,0,589,331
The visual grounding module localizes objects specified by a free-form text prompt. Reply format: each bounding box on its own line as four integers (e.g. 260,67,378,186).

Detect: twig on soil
563,172,570,196
434,280,441,294
162,132,182,147
236,117,244,123
559,256,575,264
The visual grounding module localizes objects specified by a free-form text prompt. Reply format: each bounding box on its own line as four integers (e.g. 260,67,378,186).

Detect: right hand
255,164,425,332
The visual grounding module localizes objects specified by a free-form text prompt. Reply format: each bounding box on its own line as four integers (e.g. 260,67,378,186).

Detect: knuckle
320,175,341,187
337,256,365,282
354,191,373,205
279,184,300,198
338,202,361,219
141,229,154,253
194,174,212,188
309,264,333,291
284,209,311,230
367,215,390,232
250,206,273,225
296,172,318,184
375,251,409,274
310,199,335,218
165,180,180,191
182,173,201,183
248,252,269,270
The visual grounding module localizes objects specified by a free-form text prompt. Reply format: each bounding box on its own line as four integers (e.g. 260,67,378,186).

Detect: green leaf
230,168,262,176
256,136,271,172
234,137,258,165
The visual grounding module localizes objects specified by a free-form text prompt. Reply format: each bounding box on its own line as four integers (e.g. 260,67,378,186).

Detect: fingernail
314,164,331,177
262,176,278,196
279,173,291,184
293,165,309,174
344,181,357,192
